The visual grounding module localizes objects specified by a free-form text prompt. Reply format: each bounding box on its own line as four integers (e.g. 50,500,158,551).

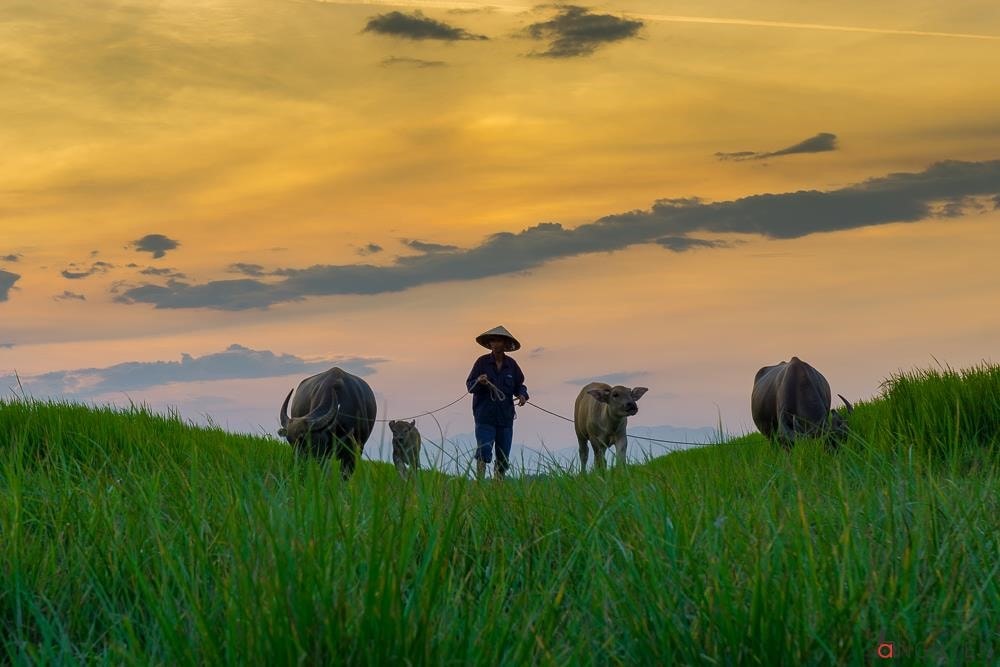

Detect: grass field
1,364,998,664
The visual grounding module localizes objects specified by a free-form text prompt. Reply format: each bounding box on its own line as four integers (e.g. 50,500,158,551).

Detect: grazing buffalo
574,382,648,472
751,357,853,449
388,419,421,479
279,367,376,479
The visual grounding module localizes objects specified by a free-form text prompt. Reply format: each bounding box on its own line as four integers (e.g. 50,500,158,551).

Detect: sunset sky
2,0,999,471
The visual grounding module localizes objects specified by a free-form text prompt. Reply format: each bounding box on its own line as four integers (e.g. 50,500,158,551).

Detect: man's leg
474,423,496,480
494,425,513,480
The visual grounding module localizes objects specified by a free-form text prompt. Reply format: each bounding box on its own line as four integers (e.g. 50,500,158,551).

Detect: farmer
465,325,529,480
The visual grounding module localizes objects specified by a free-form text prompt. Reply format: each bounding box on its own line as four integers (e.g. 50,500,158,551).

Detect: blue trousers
475,423,513,471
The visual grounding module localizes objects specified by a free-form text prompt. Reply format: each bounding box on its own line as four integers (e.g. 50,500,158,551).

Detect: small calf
388,419,421,478
574,382,648,472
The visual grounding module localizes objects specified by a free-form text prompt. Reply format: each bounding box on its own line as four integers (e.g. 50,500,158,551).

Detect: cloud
358,243,384,256
716,132,838,161
380,56,447,68
404,239,459,253
528,346,547,358
0,342,14,349
655,236,731,252
139,266,186,279
363,11,488,41
111,159,1000,310
228,263,269,277
53,290,86,301
0,270,20,302
565,371,649,386
1,344,385,399
132,233,180,259
524,5,644,58
61,260,114,280
2,253,21,262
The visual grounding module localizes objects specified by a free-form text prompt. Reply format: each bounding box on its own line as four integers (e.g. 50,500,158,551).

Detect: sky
2,0,999,472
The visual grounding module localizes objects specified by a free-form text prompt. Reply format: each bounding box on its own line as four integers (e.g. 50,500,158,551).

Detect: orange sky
2,0,999,470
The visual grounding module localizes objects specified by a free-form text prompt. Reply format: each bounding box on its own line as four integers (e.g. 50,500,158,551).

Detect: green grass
2,365,998,665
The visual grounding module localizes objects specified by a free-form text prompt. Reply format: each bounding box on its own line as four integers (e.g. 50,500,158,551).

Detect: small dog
388,419,422,478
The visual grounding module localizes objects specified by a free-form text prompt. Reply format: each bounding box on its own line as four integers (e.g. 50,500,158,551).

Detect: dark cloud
61,260,113,280
53,290,86,301
0,270,20,301
565,371,649,386
363,11,488,41
0,342,14,349
133,233,180,259
380,56,447,68
111,160,1000,311
1,344,385,399
90,250,100,257
655,236,730,252
357,243,384,256
994,194,1000,209
2,253,21,262
716,132,839,161
140,266,186,279
404,239,459,253
528,346,547,358
525,5,644,58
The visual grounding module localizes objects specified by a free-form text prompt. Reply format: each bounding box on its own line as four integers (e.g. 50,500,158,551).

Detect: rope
372,391,470,423
525,400,717,448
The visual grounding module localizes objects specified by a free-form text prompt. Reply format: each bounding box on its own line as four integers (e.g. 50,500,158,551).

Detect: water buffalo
388,419,421,479
279,367,376,479
574,382,648,472
751,357,853,449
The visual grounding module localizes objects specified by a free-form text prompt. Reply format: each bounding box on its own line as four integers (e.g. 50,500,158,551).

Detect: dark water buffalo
751,357,853,449
574,382,648,472
279,367,376,479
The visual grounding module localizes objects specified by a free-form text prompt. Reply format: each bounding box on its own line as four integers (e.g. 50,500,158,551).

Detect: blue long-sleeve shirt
466,353,528,427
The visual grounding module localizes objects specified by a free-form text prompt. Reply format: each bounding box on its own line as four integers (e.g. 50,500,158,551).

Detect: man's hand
516,394,527,407
476,374,488,385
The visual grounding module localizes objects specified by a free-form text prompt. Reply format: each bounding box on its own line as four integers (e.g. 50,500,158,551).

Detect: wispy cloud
228,263,269,277
1,253,21,262
404,239,459,253
132,234,180,259
380,56,447,68
655,237,731,252
524,5,644,58
364,10,488,40
139,266,186,279
53,290,86,302
1,344,385,399
61,261,114,280
110,159,1000,311
0,342,14,349
716,132,838,161
566,371,649,386
0,270,20,302
357,243,384,256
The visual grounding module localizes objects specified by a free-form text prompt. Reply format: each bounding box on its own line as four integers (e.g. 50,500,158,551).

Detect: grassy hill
1,365,998,664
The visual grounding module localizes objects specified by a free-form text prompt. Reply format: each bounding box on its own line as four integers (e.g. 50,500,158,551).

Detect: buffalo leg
577,433,590,473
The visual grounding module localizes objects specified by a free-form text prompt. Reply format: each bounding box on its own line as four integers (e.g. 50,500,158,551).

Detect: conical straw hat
476,325,521,352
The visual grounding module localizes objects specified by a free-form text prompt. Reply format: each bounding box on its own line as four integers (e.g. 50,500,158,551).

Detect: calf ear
278,427,287,437
587,388,611,403
631,387,649,400
388,420,398,431
409,419,416,427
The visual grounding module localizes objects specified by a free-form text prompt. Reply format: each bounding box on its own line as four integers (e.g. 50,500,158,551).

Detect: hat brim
476,334,520,352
